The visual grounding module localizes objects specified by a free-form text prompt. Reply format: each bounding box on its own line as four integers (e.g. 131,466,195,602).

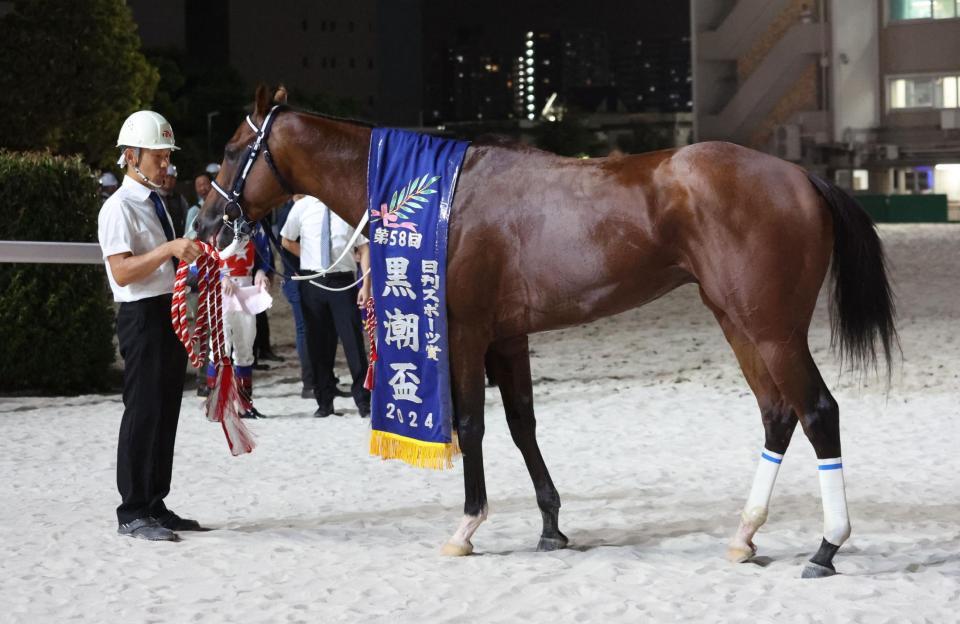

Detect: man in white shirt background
97,110,203,541
281,194,372,418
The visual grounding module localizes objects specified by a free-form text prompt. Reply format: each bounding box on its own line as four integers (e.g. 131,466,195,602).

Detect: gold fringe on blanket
369,429,461,470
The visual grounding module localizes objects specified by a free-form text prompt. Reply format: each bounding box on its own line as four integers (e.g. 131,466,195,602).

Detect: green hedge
0,150,116,394
855,193,948,223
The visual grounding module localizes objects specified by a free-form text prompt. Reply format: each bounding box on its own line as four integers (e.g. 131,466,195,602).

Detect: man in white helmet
97,110,204,541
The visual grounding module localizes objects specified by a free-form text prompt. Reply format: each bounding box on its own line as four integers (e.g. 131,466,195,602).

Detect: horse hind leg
701,291,799,563
755,338,851,578
487,336,568,551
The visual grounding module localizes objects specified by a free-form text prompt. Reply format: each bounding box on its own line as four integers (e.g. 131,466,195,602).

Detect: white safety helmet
166,164,178,177
116,110,180,151
99,172,119,187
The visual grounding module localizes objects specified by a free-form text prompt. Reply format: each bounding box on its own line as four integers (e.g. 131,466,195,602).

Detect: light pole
206,110,220,161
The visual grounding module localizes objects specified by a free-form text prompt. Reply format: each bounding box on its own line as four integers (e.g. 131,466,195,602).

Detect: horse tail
806,173,898,377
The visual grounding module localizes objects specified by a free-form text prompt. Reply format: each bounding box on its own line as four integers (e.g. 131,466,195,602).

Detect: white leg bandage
743,449,783,526
817,457,851,546
729,449,783,560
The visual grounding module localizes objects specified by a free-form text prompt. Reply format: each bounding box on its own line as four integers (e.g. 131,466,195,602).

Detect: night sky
423,0,690,53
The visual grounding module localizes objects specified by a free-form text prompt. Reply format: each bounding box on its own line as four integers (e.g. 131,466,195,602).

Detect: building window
888,74,960,109
852,169,870,191
889,0,959,20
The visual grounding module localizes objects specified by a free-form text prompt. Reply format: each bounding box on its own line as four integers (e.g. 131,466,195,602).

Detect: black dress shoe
301,386,314,399
359,408,370,419
334,386,352,398
118,517,180,541
313,403,341,418
259,350,284,362
196,385,210,397
157,511,207,532
241,407,267,419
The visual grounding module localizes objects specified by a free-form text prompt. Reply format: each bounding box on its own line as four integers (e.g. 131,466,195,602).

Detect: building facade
692,0,960,210
128,0,424,126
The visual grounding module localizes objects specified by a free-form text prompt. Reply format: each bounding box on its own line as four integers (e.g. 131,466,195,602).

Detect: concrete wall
879,13,960,129
830,0,880,141
880,18,960,75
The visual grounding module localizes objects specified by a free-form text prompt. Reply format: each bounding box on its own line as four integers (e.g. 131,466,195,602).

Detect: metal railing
0,241,102,264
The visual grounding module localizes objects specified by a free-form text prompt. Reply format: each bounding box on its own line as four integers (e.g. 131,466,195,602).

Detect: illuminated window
889,0,958,20
852,169,869,191
888,74,960,108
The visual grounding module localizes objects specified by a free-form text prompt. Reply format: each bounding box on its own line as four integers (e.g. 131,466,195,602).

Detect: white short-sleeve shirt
98,175,177,302
280,196,368,274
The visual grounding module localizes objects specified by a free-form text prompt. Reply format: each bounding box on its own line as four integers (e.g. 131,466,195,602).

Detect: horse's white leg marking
817,457,851,547
440,505,488,556
727,448,783,562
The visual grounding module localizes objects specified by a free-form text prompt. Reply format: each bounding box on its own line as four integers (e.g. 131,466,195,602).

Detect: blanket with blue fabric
366,128,469,469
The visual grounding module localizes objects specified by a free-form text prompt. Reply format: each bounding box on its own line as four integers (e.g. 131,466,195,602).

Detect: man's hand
168,238,201,264
222,277,237,296
254,269,271,290
357,280,371,308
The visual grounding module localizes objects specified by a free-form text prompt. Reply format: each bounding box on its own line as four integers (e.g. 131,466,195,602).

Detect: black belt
306,271,354,282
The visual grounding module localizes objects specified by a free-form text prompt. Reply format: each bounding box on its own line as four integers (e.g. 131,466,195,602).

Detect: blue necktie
149,191,179,269
320,204,332,270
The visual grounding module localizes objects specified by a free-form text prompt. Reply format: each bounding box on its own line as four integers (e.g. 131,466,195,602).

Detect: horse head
196,84,293,249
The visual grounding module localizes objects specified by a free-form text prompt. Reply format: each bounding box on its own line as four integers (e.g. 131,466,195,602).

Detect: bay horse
197,86,896,578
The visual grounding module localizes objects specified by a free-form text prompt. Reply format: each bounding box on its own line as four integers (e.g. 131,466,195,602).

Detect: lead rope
171,242,256,456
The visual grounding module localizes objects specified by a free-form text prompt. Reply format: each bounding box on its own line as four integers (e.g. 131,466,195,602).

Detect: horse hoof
726,544,756,563
801,562,837,579
440,540,474,557
537,534,569,552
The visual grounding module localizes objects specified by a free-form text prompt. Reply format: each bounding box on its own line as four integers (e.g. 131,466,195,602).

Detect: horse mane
287,105,377,129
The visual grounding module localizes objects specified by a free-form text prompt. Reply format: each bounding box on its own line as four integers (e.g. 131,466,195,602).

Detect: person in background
98,110,203,541
251,213,284,368
274,197,315,398
99,172,119,203
159,164,189,238
185,172,212,241
184,171,213,396
281,195,371,418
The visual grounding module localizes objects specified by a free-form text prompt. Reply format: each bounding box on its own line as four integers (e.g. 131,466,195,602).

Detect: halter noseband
210,104,294,242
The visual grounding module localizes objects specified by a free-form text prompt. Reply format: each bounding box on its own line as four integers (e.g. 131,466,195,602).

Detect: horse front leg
441,325,489,556
487,336,567,551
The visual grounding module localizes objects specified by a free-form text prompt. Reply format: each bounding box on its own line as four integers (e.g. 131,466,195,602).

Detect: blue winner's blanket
367,128,469,469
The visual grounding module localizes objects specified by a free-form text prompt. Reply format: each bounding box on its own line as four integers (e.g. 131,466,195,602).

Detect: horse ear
273,84,288,105
253,84,272,119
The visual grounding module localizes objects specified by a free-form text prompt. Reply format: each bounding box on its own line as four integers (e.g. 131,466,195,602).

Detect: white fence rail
0,241,103,265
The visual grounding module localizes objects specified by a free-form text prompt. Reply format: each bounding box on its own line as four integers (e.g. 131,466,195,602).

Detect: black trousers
115,294,187,524
299,273,370,410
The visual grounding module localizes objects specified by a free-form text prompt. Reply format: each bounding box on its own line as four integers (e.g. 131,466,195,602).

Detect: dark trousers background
299,274,370,410
115,294,186,524
282,276,314,388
